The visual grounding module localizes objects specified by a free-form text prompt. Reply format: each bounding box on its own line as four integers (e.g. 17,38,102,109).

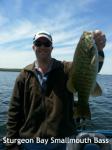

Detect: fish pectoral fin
91,55,96,65
66,80,77,93
91,82,102,96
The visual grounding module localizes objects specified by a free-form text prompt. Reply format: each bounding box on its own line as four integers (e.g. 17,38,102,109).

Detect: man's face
33,37,53,60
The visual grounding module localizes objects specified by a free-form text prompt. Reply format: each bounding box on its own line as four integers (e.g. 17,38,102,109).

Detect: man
6,30,106,150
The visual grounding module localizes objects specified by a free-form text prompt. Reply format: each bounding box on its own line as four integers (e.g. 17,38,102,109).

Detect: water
0,71,19,138
87,75,112,130
0,72,112,138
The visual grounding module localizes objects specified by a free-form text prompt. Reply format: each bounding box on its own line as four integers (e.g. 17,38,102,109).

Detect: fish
67,31,102,119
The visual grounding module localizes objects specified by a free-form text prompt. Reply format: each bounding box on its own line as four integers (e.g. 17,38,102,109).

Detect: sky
0,0,112,74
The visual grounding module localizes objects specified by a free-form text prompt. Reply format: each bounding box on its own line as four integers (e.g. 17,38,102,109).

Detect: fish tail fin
74,103,91,119
91,82,102,96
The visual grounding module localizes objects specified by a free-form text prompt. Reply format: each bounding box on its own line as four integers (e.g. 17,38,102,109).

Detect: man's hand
93,30,106,50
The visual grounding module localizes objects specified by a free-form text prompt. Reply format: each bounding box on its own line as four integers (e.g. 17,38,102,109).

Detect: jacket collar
24,58,62,72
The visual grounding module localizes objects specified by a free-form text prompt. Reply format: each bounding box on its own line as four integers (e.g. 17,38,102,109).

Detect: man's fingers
93,30,106,50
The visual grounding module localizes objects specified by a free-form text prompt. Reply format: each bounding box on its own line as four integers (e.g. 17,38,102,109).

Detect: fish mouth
82,32,96,53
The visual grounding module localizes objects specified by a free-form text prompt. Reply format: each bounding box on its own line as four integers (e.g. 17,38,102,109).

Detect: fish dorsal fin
91,82,102,96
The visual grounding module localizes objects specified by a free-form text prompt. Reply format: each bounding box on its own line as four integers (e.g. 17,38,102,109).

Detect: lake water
0,71,112,138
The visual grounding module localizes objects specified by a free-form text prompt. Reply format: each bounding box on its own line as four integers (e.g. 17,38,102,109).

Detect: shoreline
0,68,21,72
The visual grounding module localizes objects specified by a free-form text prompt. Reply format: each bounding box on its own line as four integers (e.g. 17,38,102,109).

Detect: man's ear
51,46,53,51
32,45,35,51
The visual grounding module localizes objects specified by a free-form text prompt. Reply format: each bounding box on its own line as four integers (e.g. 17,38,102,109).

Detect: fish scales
67,31,99,119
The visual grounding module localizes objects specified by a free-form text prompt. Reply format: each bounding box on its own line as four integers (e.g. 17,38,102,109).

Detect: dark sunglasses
34,41,52,47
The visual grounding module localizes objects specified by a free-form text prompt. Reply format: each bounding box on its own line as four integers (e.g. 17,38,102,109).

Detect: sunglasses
34,41,52,47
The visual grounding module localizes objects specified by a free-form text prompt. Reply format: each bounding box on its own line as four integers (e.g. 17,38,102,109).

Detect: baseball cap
33,31,52,43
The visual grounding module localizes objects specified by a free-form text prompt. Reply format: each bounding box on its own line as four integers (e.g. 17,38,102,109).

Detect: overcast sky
0,0,112,74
